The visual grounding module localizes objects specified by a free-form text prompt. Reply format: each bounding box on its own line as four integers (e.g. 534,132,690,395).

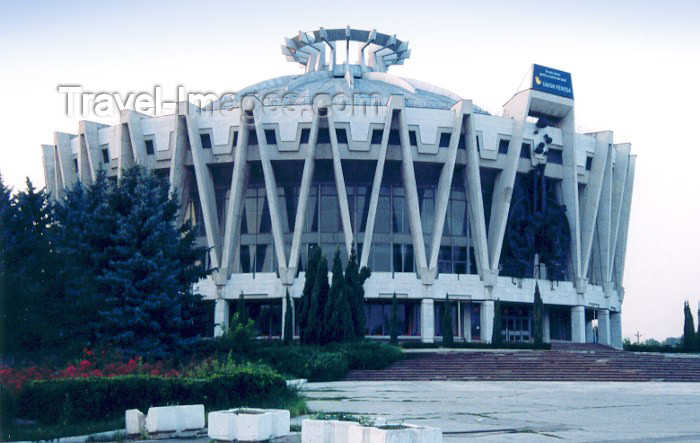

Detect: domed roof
209,27,488,114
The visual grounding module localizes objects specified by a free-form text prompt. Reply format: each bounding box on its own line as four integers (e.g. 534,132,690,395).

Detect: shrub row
248,341,404,381
401,341,552,350
10,365,292,426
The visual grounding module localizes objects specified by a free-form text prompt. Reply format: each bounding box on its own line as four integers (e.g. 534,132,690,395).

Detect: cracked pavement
304,381,700,441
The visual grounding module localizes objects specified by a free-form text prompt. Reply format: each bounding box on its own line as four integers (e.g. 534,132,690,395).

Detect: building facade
42,28,635,348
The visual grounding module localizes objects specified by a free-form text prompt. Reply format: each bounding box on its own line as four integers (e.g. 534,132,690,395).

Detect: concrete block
208,408,289,442
301,419,339,443
145,404,205,434
367,424,442,443
125,409,145,435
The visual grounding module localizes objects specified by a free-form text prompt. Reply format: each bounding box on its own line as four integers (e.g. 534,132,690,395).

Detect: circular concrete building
42,28,635,347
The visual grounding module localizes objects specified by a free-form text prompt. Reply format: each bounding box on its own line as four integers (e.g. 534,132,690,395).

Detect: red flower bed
0,349,185,393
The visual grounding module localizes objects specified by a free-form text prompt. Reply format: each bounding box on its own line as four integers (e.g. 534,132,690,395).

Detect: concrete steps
345,348,700,382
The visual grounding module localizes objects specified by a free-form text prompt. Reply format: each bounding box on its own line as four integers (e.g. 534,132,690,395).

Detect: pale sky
1,0,699,341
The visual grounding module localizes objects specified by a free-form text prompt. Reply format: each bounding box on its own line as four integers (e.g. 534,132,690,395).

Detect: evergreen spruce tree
533,283,544,346
2,179,60,352
236,291,249,326
306,255,329,345
389,292,399,345
492,299,503,346
344,247,371,338
683,301,695,351
299,245,321,343
283,289,294,344
442,294,454,347
94,167,210,357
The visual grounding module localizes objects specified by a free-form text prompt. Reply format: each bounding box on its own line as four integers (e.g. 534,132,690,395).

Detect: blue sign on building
532,64,574,99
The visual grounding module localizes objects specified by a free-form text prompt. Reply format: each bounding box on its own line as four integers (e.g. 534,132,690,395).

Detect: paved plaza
303,381,700,442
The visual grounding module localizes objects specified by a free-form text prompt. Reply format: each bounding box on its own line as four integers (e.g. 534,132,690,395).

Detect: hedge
13,367,291,425
247,341,403,381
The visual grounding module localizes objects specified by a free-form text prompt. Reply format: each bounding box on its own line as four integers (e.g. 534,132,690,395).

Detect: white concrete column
610,311,623,349
214,298,229,338
571,305,586,343
543,309,551,343
597,309,611,346
481,300,494,343
420,298,435,343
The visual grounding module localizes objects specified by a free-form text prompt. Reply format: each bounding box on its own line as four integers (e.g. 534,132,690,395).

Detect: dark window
200,133,212,149
520,143,531,159
498,139,510,154
254,245,267,273
371,129,383,144
409,130,418,146
264,129,276,145
458,133,466,150
300,128,310,144
388,129,400,146
586,156,593,171
248,129,258,146
439,133,451,148
101,148,109,163
548,149,563,165
240,246,250,273
476,135,481,152
336,128,348,144
318,128,330,144
73,159,78,173
233,131,238,147
318,107,328,117
145,139,155,155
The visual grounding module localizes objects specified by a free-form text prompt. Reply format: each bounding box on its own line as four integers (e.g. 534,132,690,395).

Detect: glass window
375,187,391,234
419,187,435,235
306,186,318,233
372,243,391,272
320,185,340,233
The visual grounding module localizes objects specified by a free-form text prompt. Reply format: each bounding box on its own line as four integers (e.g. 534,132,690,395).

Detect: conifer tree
683,301,695,351
299,245,321,343
492,299,503,346
327,249,354,343
533,283,544,346
442,294,454,347
389,292,399,345
305,255,329,345
283,289,293,344
344,247,370,338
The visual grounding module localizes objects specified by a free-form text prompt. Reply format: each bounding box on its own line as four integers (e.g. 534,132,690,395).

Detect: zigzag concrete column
41,144,58,197
481,300,494,344
170,116,192,226
214,298,229,338
396,102,428,277
54,132,77,194
488,91,531,274
327,112,354,256
289,112,320,275
360,97,396,268
614,155,636,291
580,132,612,281
597,309,611,345
428,102,467,275
219,122,249,284
559,110,583,291
597,147,614,287
571,305,586,343
420,298,435,343
185,112,222,270
543,309,551,343
610,311,623,349
609,144,631,280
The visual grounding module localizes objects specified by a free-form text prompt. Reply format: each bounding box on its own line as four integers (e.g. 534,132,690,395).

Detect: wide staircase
345,343,700,382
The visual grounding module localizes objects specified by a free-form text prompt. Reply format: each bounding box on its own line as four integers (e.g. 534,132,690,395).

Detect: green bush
304,352,348,382
329,341,403,370
15,365,292,425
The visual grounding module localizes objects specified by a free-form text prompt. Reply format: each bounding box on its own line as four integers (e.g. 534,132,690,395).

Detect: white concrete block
267,409,292,437
145,404,205,434
125,409,145,435
208,408,288,442
301,419,335,443
367,424,442,443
